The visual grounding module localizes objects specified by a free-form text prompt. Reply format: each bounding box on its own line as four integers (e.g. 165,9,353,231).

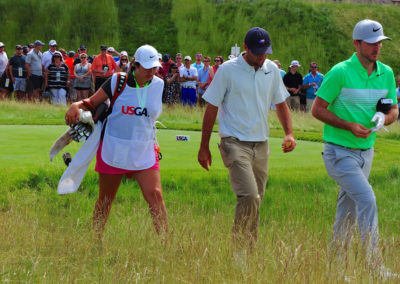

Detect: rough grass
1,102,400,282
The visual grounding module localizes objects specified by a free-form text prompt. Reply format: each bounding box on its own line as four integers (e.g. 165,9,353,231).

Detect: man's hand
282,134,296,153
198,146,212,171
349,123,372,138
370,112,385,132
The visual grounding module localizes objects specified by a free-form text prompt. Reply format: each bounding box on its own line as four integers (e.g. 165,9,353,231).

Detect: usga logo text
122,106,149,116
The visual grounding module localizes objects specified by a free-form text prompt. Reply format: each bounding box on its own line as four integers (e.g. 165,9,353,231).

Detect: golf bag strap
100,72,128,140
110,72,128,109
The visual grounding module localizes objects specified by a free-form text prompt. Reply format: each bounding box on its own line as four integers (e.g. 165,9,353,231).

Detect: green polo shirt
316,53,397,149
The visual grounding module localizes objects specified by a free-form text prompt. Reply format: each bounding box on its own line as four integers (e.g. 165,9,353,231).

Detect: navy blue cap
100,45,107,50
34,40,44,46
244,27,272,55
162,54,170,63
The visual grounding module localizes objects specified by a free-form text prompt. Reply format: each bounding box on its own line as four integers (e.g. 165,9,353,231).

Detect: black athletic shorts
30,75,43,90
95,76,110,92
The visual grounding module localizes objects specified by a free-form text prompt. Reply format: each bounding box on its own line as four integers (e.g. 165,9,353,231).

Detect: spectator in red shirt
64,51,77,102
159,54,174,80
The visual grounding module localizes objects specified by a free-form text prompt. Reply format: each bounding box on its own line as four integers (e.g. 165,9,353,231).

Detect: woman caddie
65,44,168,239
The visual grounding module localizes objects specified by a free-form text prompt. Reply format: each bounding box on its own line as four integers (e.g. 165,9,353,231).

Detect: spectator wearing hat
312,20,398,270
22,46,29,56
45,51,69,105
198,27,295,250
208,56,223,84
0,42,10,100
302,62,324,112
25,40,44,102
107,47,120,62
283,60,303,111
28,43,34,53
74,45,93,65
116,51,130,72
64,51,77,103
42,40,57,70
0,42,8,77
179,55,198,106
157,54,174,80
91,45,119,92
9,45,27,101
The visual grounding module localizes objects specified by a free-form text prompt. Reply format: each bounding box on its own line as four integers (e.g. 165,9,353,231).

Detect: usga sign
176,135,190,141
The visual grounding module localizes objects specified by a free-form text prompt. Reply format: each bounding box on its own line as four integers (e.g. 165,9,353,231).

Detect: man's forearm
384,105,399,125
200,104,218,149
275,102,293,135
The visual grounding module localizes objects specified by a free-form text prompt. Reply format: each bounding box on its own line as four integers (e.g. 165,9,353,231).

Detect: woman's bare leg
93,173,123,240
131,170,168,234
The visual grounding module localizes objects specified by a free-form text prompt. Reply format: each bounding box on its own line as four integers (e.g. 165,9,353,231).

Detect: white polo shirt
203,52,289,141
179,66,198,88
0,51,8,76
42,50,55,70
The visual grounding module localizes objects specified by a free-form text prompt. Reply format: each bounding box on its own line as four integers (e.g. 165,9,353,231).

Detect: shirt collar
238,52,266,73
350,52,382,77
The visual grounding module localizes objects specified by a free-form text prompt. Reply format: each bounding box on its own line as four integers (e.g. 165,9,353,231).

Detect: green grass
1,99,400,282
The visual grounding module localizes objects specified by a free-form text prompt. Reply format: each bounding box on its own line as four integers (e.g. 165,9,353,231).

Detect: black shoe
62,152,72,166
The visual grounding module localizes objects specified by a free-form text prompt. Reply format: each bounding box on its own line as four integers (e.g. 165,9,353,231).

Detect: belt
326,142,369,152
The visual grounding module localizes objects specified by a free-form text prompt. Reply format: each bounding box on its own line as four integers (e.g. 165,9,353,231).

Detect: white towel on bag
57,121,103,195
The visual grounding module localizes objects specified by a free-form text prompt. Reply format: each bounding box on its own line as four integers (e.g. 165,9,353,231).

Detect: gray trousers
322,142,378,252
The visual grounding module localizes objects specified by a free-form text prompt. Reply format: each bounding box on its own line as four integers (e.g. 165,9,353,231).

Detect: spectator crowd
0,38,347,112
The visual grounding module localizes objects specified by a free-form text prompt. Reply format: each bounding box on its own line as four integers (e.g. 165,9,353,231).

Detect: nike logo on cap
150,55,155,58
373,27,381,32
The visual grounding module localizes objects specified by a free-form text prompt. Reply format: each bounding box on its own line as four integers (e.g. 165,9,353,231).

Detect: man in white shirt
179,56,198,106
198,27,296,250
0,42,9,100
0,42,7,77
42,40,57,70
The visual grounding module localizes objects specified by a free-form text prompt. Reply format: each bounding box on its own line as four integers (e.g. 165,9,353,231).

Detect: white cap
289,60,300,68
0,42,4,48
49,40,57,46
228,55,235,60
184,55,192,61
134,45,162,69
120,50,128,56
353,19,391,43
107,47,115,53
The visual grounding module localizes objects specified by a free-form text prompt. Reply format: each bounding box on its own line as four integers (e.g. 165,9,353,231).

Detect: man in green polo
312,19,398,263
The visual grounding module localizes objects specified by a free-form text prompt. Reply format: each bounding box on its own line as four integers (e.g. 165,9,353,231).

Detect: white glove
370,112,385,132
79,109,95,129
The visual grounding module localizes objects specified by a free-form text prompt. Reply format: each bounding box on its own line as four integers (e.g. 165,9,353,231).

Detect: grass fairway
1,112,400,282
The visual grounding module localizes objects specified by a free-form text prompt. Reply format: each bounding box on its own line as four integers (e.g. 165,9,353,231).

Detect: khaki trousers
219,137,269,247
286,95,300,111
